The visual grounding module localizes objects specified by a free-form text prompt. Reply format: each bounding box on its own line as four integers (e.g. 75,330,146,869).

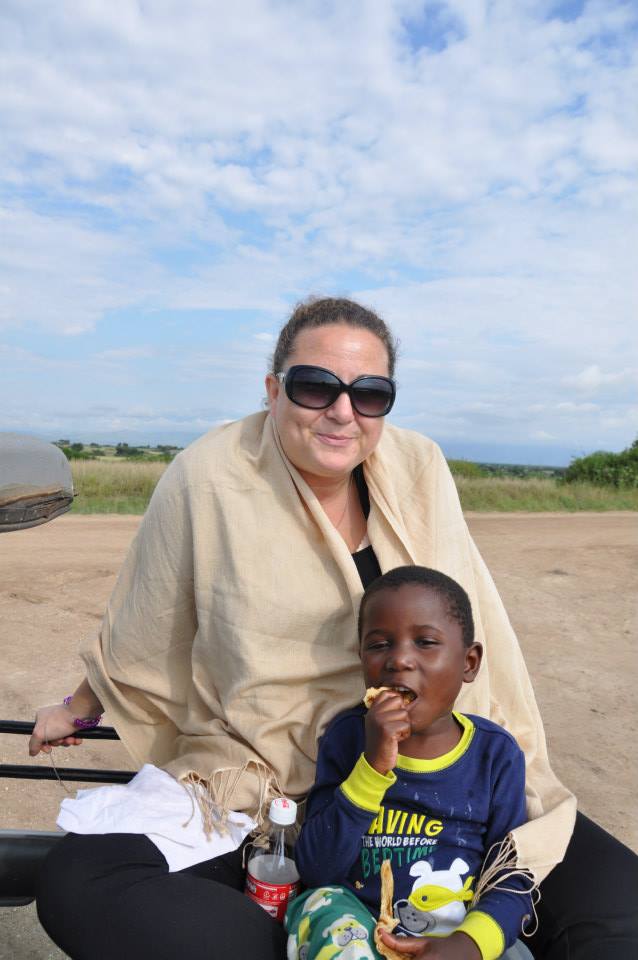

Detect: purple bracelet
63,696,104,729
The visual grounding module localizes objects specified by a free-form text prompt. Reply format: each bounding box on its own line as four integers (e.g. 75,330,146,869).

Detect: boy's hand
378,929,481,960
364,689,411,774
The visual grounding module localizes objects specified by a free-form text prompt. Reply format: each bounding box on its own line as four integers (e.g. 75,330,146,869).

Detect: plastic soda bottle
244,797,300,922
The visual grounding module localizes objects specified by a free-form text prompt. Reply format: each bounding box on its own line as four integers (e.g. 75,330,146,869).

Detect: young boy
286,566,534,960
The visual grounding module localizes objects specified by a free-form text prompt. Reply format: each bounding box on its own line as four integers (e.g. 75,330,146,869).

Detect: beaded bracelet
63,695,104,729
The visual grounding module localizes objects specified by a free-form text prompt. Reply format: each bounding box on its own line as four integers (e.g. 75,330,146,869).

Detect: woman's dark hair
358,566,475,648
271,297,398,377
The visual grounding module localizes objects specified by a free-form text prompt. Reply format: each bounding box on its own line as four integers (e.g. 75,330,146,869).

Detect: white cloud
0,203,164,334
3,3,635,237
564,365,637,392
0,1,636,458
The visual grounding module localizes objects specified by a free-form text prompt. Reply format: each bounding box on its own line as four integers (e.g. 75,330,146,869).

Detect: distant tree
70,442,84,452
565,438,638,488
116,443,142,458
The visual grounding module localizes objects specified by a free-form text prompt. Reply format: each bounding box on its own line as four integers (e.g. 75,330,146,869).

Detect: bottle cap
269,797,297,826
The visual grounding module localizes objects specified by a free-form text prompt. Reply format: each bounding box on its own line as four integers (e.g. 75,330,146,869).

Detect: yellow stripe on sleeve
340,753,396,812
456,910,506,960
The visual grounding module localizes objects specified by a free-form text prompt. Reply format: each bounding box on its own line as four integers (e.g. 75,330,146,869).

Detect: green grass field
69,459,638,514
70,459,167,514
454,475,638,511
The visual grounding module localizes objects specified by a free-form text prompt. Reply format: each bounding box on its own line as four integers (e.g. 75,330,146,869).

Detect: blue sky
1,1,636,464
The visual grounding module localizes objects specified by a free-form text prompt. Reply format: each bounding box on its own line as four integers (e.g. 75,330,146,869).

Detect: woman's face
265,323,391,484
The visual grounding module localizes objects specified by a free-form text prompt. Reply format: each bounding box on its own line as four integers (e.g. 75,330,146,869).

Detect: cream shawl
81,412,575,882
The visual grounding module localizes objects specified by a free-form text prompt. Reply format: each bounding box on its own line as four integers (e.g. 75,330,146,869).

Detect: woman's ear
264,373,280,411
462,642,483,683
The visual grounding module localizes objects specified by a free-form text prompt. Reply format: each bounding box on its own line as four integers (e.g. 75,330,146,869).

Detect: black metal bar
0,720,119,740
0,764,134,784
0,830,66,904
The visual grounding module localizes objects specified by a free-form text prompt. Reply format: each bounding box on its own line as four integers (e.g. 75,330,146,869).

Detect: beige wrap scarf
82,412,575,883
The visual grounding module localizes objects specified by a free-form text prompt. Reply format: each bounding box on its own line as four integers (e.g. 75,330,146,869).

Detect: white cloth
56,764,255,872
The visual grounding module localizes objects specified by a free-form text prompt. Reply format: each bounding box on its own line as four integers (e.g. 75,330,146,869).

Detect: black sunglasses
277,365,396,418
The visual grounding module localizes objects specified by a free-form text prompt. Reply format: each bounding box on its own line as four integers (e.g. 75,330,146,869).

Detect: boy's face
359,584,482,736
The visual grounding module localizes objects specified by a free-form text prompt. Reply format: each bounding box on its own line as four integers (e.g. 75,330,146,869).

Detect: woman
31,298,637,959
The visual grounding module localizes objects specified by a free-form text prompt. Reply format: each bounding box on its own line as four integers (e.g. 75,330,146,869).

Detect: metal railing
0,720,135,784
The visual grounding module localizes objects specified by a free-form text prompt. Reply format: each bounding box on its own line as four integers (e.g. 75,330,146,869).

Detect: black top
351,465,381,589
352,545,381,589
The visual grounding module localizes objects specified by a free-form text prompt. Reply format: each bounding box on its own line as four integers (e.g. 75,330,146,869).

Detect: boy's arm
457,742,534,960
295,717,396,888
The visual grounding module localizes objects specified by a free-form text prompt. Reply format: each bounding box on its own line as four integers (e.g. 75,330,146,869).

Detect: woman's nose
325,390,355,422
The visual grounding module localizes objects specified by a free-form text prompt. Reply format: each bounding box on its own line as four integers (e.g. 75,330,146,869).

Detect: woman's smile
314,431,358,447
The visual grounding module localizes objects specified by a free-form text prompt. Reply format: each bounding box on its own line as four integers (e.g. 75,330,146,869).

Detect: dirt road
1,512,636,957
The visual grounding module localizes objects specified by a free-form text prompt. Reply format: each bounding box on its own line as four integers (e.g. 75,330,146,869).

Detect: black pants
526,813,638,959
37,813,638,959
37,833,286,960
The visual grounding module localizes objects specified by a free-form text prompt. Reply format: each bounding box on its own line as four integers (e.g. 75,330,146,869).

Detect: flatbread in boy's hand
363,686,416,709
374,859,403,960
363,686,392,709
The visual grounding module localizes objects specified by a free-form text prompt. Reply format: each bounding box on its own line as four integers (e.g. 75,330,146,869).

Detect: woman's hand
28,678,103,755
364,689,411,774
28,702,84,754
378,929,481,960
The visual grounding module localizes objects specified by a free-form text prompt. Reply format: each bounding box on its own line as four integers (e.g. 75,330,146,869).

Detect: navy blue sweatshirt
295,707,533,960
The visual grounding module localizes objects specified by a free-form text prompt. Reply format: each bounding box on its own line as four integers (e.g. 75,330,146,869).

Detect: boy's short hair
358,566,475,647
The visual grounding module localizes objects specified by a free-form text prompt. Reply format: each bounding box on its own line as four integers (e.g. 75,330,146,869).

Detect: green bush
60,445,93,460
564,439,638,488
447,459,486,479
115,443,143,458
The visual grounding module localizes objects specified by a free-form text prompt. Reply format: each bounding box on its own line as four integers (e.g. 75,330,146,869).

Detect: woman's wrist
62,695,103,729
64,678,104,723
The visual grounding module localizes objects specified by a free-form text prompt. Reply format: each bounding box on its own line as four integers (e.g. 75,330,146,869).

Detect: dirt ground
1,512,636,958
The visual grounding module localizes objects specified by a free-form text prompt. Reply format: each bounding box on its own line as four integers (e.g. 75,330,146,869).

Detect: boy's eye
415,636,437,647
365,639,389,651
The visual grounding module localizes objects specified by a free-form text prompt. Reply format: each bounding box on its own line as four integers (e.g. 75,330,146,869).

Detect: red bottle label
245,871,301,922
